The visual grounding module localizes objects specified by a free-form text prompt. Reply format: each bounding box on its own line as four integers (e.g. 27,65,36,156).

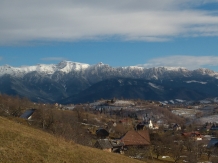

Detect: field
171,108,198,118
197,115,218,123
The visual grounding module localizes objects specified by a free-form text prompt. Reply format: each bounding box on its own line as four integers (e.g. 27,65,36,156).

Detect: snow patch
114,100,134,105
128,66,144,70
200,100,211,104
118,79,123,83
148,82,163,90
128,81,132,85
169,100,174,104
164,67,186,71
214,97,218,103
185,80,207,84
198,115,218,123
175,99,185,103
151,75,158,80
159,101,167,105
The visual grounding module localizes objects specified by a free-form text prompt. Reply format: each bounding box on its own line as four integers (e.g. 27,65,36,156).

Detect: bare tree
171,144,183,163
153,144,165,159
183,138,195,152
186,152,197,163
205,148,213,160
74,105,85,122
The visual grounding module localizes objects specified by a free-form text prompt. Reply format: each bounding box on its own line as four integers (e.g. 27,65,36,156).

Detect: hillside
60,77,218,104
0,117,143,163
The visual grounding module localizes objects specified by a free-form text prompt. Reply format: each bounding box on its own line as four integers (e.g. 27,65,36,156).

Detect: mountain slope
60,77,218,104
0,117,143,163
0,61,218,103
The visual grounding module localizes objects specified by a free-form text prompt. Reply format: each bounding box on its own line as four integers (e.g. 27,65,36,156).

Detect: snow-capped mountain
0,61,218,103
0,61,90,77
1,60,218,80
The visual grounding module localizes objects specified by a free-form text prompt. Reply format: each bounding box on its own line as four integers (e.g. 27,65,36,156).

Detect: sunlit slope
0,117,143,163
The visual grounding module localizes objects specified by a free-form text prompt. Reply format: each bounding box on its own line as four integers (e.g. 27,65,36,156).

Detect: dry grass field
0,117,145,163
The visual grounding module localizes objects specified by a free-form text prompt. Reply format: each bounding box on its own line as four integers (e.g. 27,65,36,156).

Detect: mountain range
0,61,218,104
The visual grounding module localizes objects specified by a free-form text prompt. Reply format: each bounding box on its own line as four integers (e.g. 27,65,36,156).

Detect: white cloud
1,0,218,45
41,57,66,61
138,55,218,70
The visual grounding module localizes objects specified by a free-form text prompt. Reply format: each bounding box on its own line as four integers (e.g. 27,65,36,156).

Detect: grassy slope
0,117,144,163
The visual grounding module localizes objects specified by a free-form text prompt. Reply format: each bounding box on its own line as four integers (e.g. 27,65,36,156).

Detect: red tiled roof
182,131,202,137
121,130,150,146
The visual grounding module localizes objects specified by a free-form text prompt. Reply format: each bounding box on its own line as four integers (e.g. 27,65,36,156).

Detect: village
21,98,218,163
1,95,218,163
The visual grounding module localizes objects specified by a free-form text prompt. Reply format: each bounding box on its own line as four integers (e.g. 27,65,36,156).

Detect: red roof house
121,130,150,146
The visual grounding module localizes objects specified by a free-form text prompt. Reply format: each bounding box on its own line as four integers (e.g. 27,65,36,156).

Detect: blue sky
1,0,218,71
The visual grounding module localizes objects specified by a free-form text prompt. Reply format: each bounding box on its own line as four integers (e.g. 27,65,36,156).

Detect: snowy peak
56,61,90,72
148,66,188,72
0,61,90,77
26,64,56,74
0,64,57,77
91,62,109,68
161,67,187,71
193,68,215,75
97,62,104,66
0,61,218,79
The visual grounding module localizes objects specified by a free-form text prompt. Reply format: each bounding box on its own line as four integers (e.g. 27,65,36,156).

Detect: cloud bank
1,0,218,45
138,55,218,70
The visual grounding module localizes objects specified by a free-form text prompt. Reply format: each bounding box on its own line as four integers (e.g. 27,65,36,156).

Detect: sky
1,0,218,71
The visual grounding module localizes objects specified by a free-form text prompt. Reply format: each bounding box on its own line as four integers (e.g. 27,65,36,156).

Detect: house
94,139,113,152
207,138,218,148
181,131,202,140
119,118,131,125
203,122,218,131
94,139,124,153
121,130,150,146
171,123,181,131
204,122,213,131
20,109,36,120
96,128,109,138
136,122,145,130
110,139,124,153
143,119,159,130
210,123,218,130
152,124,159,130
